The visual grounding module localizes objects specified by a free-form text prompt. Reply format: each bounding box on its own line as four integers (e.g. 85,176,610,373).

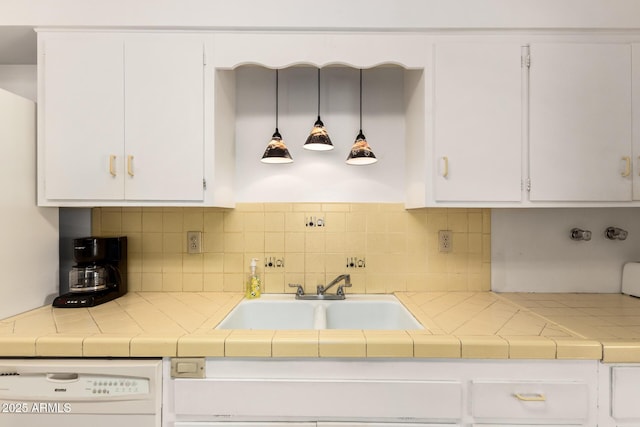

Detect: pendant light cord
275,69,279,131
359,69,363,132
317,68,321,119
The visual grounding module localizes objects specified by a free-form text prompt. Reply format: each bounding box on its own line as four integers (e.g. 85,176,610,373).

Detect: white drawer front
470,380,589,424
612,366,640,420
174,379,462,422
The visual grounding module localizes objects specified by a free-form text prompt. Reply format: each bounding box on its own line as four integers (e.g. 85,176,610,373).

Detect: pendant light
261,69,293,164
346,69,378,165
303,68,334,151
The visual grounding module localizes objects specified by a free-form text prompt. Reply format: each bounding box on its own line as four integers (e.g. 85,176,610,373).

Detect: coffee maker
53,236,127,308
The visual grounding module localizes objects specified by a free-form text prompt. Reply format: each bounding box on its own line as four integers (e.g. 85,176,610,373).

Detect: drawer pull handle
514,393,546,402
127,155,134,177
442,156,449,178
109,155,117,176
622,156,631,177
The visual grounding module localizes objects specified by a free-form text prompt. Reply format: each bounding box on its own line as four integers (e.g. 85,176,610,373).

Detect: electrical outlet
305,216,325,227
346,257,366,268
264,256,285,268
187,231,202,254
438,230,452,253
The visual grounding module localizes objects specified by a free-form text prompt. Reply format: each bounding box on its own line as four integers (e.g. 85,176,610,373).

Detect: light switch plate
171,357,205,378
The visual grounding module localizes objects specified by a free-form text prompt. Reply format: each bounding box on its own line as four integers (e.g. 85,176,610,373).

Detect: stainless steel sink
215,294,424,330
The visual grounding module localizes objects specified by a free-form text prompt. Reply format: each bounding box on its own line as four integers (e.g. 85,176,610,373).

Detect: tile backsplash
92,204,491,293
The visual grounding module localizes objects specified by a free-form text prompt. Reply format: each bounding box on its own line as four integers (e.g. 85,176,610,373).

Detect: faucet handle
336,276,352,296
288,283,304,296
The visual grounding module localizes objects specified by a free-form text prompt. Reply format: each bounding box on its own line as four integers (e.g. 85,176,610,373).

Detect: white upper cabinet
528,43,632,202
123,37,205,201
433,42,523,202
37,30,640,207
37,32,230,206
42,36,125,201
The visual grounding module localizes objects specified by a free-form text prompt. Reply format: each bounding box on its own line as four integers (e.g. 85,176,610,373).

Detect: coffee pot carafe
53,236,127,308
68,264,119,293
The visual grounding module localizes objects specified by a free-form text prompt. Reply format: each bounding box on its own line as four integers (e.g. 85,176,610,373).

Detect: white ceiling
0,27,36,64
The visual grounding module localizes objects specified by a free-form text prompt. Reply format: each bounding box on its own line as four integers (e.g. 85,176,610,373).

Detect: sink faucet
317,274,352,297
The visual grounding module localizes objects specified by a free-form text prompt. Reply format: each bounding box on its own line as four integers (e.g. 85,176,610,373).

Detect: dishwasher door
0,359,162,427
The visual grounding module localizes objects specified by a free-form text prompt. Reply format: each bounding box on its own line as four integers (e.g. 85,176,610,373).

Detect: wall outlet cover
187,231,202,254
438,230,452,253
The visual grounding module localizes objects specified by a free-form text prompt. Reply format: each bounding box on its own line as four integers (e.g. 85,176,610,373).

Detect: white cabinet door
611,366,640,421
42,36,125,200
529,43,632,202
124,37,205,201
633,44,640,201
433,42,522,202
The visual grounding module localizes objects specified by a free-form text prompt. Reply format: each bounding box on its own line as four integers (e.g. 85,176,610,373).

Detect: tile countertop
0,291,638,362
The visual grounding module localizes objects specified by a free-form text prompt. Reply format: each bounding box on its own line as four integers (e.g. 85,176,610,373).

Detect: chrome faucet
317,274,352,297
289,274,352,300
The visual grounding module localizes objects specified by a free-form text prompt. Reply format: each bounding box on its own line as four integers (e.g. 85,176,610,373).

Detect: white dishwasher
0,358,162,427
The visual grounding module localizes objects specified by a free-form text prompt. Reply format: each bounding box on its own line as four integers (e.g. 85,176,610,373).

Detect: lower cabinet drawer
174,379,463,422
612,366,640,420
470,380,589,424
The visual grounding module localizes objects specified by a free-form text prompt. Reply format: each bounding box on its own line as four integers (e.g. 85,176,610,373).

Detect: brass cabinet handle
622,156,631,177
127,155,134,177
513,393,546,402
109,155,117,176
442,156,449,178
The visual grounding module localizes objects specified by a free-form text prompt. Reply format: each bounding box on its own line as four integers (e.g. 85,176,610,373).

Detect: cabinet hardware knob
127,155,134,177
570,228,592,241
622,156,631,177
513,393,546,402
605,226,628,241
109,155,117,177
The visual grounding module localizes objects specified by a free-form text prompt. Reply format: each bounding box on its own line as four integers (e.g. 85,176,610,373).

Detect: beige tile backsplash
92,204,491,293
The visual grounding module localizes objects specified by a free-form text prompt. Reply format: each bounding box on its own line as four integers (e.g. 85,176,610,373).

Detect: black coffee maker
53,236,127,308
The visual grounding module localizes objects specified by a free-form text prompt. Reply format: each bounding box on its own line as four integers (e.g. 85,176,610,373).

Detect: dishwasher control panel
0,373,150,399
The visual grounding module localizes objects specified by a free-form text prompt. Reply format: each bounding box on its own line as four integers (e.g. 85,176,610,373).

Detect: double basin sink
215,294,424,330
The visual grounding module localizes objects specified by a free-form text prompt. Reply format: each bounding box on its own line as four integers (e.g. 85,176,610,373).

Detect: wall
235,66,405,203
91,204,491,294
3,0,640,29
492,208,640,293
0,65,36,101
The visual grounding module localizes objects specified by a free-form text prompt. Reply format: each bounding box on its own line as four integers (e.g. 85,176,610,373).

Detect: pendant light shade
346,69,378,165
304,68,334,151
346,130,377,165
261,129,293,163
261,70,293,164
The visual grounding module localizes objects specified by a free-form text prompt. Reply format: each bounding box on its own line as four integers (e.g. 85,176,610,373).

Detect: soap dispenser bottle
245,258,261,299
